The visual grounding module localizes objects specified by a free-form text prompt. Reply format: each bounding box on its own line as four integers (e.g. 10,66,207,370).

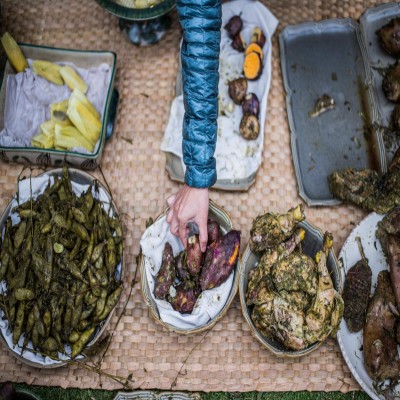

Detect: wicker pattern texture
0,0,389,393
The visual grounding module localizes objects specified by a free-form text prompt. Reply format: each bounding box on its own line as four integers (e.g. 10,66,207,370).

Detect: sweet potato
199,230,240,291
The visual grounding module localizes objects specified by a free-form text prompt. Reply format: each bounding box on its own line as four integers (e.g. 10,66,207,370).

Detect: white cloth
0,61,111,154
161,0,279,181
140,217,234,330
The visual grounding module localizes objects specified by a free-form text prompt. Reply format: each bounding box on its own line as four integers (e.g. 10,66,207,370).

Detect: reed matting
0,0,388,393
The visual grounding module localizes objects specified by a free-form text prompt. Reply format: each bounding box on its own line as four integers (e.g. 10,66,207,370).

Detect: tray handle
105,88,119,141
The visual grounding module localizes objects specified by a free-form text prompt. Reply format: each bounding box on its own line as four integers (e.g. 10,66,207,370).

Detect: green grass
12,384,371,400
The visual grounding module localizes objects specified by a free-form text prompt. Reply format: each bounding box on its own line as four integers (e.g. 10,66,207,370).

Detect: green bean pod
91,241,105,264
69,237,82,260
13,220,27,254
71,326,95,359
84,291,98,306
41,337,58,352
12,301,25,345
53,213,68,230
71,221,90,242
94,286,122,322
18,210,38,219
94,288,107,319
105,238,116,276
31,326,39,349
0,252,10,281
88,268,101,297
43,309,52,337
72,207,86,225
80,305,94,321
14,288,35,301
68,330,80,344
80,232,94,272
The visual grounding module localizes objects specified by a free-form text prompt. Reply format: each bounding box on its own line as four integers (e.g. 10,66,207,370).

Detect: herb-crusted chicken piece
249,204,305,253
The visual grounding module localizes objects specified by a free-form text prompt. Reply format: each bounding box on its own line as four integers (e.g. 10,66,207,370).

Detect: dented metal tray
280,18,387,207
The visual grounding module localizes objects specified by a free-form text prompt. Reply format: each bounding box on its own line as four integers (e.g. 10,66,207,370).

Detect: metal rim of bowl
139,199,240,335
95,0,176,21
0,168,124,368
238,220,342,358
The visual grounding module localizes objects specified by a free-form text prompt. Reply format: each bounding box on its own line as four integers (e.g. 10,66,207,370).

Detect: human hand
166,185,209,252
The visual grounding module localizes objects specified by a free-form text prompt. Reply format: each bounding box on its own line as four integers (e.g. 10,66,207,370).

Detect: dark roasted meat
376,207,400,308
328,148,400,214
342,237,372,333
383,62,400,103
377,18,400,58
363,270,400,381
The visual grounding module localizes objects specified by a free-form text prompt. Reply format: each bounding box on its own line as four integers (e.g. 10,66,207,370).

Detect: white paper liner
161,0,279,181
140,218,233,330
0,61,112,154
0,173,118,366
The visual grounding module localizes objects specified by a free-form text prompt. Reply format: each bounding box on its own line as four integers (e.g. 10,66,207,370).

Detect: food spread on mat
154,220,240,314
0,32,108,154
308,94,336,118
245,204,344,351
226,15,264,140
114,0,163,8
328,146,400,214
377,17,400,58
161,0,278,183
0,166,123,361
340,207,400,392
342,237,372,334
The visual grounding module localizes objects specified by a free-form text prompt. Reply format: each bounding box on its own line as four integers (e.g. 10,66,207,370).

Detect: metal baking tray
280,18,387,207
360,2,400,162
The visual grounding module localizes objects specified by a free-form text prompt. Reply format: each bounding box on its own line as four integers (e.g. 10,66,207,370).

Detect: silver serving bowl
140,200,239,334
0,168,123,368
238,220,342,358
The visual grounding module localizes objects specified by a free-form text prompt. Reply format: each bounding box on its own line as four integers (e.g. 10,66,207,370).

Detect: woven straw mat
0,0,390,393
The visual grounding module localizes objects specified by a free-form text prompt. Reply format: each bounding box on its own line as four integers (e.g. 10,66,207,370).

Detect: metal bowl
0,168,123,368
95,0,175,21
238,220,342,357
139,200,239,334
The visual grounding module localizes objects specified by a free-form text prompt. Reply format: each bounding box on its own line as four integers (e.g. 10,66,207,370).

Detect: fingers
178,223,188,249
198,219,208,253
166,194,176,208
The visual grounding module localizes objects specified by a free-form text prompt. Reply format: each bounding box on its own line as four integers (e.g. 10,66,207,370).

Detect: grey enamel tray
280,18,387,207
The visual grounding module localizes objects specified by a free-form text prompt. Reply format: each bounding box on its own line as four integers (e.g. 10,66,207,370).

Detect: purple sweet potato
200,230,241,291
207,218,221,245
175,250,189,281
169,281,201,314
187,234,204,276
154,242,176,300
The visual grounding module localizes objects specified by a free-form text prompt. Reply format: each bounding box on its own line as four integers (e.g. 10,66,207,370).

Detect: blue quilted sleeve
176,0,221,188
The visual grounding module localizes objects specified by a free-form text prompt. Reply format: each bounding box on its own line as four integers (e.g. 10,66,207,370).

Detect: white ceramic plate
337,212,390,400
